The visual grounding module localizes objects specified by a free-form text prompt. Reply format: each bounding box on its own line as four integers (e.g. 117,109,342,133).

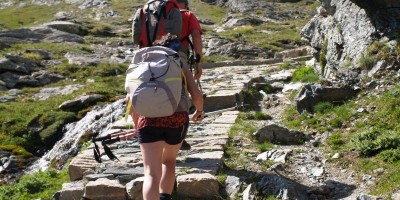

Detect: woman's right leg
159,142,182,195
140,141,165,200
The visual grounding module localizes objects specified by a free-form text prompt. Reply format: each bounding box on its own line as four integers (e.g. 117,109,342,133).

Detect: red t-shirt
180,9,203,47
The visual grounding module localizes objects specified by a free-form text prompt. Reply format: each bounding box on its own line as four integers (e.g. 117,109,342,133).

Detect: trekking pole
189,93,247,118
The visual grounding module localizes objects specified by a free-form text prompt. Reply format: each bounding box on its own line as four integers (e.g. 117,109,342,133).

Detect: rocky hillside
0,0,400,199
0,0,316,164
301,0,400,80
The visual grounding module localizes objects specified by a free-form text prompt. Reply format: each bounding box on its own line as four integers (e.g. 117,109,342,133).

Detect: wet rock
59,94,105,112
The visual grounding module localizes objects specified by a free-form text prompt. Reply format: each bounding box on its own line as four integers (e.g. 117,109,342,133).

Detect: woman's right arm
182,63,204,122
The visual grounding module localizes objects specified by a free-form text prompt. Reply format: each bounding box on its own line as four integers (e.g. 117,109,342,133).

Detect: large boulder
295,83,358,113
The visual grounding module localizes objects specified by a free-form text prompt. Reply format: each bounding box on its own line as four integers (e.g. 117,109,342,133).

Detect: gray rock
295,83,357,113
176,173,220,199
59,94,105,112
256,174,310,199
253,124,306,144
43,21,85,35
58,180,86,200
45,32,84,43
32,70,64,85
84,178,127,200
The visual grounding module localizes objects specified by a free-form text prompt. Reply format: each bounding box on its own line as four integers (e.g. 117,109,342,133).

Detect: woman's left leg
140,141,165,200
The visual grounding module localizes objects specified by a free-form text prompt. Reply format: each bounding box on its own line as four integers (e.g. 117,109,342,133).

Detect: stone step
56,57,310,199
58,109,238,200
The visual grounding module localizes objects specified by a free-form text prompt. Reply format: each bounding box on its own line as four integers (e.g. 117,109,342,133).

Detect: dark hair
177,0,189,5
153,33,180,51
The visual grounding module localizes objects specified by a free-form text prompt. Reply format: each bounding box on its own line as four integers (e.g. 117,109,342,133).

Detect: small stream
26,99,126,173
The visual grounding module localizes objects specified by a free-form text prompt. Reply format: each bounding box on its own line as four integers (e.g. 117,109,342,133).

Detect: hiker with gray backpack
128,1,204,199
131,0,203,151
126,33,204,200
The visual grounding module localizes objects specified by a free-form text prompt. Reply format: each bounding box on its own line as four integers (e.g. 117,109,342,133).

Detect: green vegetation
218,23,303,52
0,42,94,59
0,145,33,159
291,65,319,83
358,55,376,70
350,129,400,157
320,39,328,74
216,0,318,52
0,4,64,29
359,41,400,70
189,0,227,27
257,141,274,152
241,111,272,121
282,84,400,196
283,101,354,134
201,54,234,63
228,114,259,139
279,61,293,70
0,168,69,200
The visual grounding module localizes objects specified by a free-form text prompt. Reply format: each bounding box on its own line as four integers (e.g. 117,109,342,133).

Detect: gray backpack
132,0,182,47
125,46,183,117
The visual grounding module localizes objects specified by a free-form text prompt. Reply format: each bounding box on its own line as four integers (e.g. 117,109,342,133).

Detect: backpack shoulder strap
145,0,169,46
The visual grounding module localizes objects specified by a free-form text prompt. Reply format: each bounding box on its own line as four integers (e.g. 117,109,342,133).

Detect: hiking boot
180,140,191,150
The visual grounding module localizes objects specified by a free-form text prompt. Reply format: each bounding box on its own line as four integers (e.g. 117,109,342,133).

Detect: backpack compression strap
145,0,167,46
144,0,179,47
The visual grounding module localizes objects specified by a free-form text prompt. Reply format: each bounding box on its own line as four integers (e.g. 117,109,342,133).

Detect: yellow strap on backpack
125,97,132,122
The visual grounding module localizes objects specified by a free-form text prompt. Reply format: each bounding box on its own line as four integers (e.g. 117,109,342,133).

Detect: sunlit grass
0,167,70,200
0,4,74,30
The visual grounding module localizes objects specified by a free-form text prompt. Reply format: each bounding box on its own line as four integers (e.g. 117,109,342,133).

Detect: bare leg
140,141,165,200
159,142,182,194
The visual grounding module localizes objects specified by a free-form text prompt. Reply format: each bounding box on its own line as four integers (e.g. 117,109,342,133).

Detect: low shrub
350,129,400,157
291,66,319,83
358,56,377,70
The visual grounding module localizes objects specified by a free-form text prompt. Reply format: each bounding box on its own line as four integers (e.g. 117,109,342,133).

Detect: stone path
57,58,292,200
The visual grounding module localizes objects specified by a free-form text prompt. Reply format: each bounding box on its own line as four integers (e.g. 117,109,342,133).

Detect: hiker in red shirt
177,0,203,80
176,0,204,151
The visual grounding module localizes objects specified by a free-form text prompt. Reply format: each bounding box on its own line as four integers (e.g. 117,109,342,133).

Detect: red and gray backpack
132,0,182,47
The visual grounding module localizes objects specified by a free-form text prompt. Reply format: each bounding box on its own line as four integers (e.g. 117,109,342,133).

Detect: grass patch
0,168,69,200
240,111,272,121
282,101,354,133
202,54,234,63
0,98,77,154
291,65,319,83
228,116,258,138
257,141,274,152
320,39,328,74
370,161,400,196
358,56,377,70
49,62,128,79
188,0,228,27
0,145,33,159
0,42,94,59
0,4,65,29
326,132,346,151
279,61,293,70
218,22,303,52
353,159,400,197
282,84,400,196
0,64,127,156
